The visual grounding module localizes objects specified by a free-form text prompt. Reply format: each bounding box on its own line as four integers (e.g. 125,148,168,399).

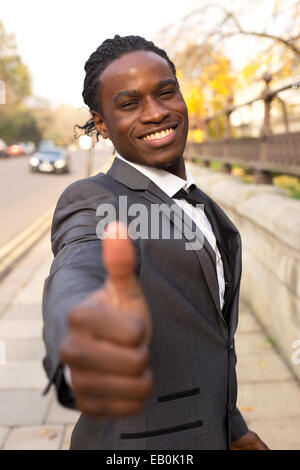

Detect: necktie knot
173,188,188,199
173,184,197,200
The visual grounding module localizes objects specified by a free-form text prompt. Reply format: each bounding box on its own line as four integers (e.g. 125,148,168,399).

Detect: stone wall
188,162,300,381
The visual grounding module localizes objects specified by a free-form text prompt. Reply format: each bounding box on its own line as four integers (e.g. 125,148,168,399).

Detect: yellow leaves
176,69,184,82
240,405,254,412
179,51,238,124
188,129,205,143
184,85,205,116
240,63,260,82
231,167,244,177
249,40,295,83
210,80,230,96
273,175,300,199
201,54,237,102
280,51,292,78
258,359,268,369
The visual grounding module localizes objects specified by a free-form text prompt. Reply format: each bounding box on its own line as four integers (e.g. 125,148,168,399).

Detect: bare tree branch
218,29,300,56
182,4,300,56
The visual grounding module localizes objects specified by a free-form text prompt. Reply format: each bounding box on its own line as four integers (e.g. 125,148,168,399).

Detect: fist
59,222,153,419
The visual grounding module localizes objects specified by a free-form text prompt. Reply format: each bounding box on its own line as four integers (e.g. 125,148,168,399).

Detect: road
0,145,113,249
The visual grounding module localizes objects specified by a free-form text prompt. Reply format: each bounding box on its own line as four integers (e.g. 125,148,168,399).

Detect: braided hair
75,35,177,140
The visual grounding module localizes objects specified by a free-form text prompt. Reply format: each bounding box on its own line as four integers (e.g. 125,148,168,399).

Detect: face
93,51,189,172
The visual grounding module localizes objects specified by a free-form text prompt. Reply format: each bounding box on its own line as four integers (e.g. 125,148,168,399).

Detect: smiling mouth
140,126,177,142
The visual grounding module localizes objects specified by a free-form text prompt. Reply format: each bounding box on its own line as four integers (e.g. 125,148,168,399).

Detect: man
42,35,268,450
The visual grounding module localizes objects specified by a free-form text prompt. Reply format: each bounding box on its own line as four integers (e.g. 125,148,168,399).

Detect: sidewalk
0,231,299,449
0,233,80,450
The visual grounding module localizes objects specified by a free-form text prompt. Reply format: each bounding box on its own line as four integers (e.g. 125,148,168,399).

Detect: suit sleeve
230,338,249,442
230,406,249,442
42,178,119,408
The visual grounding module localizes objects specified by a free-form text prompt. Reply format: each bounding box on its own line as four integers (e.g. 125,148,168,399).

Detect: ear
92,111,110,139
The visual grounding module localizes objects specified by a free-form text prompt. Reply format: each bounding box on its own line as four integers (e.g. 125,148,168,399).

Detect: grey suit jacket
42,157,248,450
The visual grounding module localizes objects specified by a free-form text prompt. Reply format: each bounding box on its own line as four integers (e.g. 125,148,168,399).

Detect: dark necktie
172,185,217,267
173,184,231,317
173,185,197,205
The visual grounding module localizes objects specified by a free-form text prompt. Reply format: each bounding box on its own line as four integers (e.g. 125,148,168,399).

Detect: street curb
0,206,55,281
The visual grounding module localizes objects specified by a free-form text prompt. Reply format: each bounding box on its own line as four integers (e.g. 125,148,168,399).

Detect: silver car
29,148,70,173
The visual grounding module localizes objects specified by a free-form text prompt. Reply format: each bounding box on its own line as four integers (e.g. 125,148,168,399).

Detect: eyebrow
113,78,178,103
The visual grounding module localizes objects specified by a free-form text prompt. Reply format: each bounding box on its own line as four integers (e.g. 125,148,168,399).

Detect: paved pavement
0,231,299,450
0,233,80,450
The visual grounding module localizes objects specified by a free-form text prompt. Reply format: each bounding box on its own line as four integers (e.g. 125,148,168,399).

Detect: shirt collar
116,154,195,198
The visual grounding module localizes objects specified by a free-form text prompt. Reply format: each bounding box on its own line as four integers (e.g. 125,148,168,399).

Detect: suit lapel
107,158,223,318
185,187,235,251
186,186,242,330
107,157,150,191
141,185,222,315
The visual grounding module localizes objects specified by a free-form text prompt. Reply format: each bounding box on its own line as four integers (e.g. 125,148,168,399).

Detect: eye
120,101,138,110
159,89,175,98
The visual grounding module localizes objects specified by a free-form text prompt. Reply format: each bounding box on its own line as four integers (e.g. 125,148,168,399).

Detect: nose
140,96,169,123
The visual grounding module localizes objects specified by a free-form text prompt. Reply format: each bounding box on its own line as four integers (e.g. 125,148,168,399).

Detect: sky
1,0,297,110
1,0,198,108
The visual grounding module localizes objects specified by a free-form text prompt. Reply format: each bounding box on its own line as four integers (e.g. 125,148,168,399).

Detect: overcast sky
1,0,198,108
1,0,296,109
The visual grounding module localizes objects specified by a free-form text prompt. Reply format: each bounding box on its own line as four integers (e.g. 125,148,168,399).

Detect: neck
163,156,186,180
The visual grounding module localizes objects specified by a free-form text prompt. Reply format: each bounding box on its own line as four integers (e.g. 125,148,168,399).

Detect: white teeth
143,128,174,141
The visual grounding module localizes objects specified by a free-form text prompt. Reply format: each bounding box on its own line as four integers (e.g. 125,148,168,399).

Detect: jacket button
230,403,235,412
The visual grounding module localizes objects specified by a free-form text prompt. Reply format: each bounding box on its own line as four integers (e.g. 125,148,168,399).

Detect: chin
153,153,181,169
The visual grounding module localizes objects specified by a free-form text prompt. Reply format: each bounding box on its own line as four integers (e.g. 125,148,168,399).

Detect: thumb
102,221,138,306
102,221,151,343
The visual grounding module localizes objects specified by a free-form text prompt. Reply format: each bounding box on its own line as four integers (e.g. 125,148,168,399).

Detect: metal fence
185,74,300,183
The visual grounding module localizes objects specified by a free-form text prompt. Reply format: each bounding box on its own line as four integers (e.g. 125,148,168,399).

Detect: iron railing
185,74,300,183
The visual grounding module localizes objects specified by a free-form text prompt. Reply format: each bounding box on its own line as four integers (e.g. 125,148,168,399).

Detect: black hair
75,34,177,140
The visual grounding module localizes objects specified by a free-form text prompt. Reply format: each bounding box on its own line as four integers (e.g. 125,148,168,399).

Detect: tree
177,51,238,138
156,0,300,139
0,21,31,106
0,106,42,144
158,1,300,60
183,1,300,56
0,21,41,144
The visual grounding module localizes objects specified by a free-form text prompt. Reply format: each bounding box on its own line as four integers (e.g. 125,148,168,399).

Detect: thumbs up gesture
59,222,153,419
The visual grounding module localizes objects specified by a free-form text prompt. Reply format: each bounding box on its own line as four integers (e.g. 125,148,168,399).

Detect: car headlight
54,159,66,169
30,157,39,166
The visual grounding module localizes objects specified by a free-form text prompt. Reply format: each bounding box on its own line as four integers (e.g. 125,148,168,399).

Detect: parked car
5,143,24,157
29,147,70,174
38,140,55,152
0,138,7,158
21,141,36,155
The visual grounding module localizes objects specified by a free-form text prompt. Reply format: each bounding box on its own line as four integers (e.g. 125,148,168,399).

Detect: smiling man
93,50,188,177
42,35,268,450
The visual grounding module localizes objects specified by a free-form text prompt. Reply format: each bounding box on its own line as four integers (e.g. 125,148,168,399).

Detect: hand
231,430,269,450
59,221,153,420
